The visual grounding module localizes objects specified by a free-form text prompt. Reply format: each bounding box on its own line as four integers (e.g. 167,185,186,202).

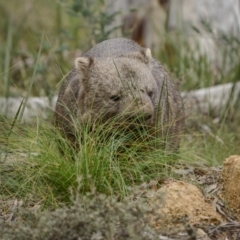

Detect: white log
0,96,57,121
182,82,240,115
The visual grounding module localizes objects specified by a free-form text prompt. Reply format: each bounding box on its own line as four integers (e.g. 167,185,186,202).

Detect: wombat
54,38,184,151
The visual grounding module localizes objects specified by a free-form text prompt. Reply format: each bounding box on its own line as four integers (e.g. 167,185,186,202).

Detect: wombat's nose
125,112,152,124
135,112,153,124
143,113,152,121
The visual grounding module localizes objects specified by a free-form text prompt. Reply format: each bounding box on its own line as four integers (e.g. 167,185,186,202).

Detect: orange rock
147,180,222,230
222,155,240,220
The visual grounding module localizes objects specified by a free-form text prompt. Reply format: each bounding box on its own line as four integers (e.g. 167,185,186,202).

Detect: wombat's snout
124,107,154,126
123,92,154,120
133,96,154,125
144,113,152,121
143,113,153,125
141,111,154,125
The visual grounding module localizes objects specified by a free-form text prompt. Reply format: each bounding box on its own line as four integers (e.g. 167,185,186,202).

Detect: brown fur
54,38,184,151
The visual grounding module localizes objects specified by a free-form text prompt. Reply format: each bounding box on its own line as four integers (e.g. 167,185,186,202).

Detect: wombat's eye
110,95,121,102
148,91,153,98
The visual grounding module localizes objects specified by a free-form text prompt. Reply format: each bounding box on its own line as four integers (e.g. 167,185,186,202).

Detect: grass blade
3,17,13,101
18,30,44,122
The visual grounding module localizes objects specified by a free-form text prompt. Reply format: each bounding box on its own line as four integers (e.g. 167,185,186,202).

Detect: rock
168,0,240,63
222,155,240,220
196,228,211,240
147,180,222,230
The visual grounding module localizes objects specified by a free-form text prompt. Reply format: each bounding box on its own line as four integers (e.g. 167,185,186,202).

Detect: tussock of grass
0,118,177,207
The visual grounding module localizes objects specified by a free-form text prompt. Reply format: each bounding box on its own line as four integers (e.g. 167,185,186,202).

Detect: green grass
0,118,175,207
182,114,240,165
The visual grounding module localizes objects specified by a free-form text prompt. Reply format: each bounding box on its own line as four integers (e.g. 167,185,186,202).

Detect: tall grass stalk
18,31,44,122
3,17,13,101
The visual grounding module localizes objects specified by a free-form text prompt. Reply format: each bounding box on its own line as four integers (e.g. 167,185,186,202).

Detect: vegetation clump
0,190,159,240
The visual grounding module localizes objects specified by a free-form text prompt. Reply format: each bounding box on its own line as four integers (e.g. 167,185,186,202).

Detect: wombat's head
73,49,159,128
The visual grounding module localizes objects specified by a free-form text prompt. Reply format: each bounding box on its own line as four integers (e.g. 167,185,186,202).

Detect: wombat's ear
124,48,152,64
140,48,152,64
74,57,93,73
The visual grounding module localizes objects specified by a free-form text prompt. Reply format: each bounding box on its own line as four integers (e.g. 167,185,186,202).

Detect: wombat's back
84,38,143,57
